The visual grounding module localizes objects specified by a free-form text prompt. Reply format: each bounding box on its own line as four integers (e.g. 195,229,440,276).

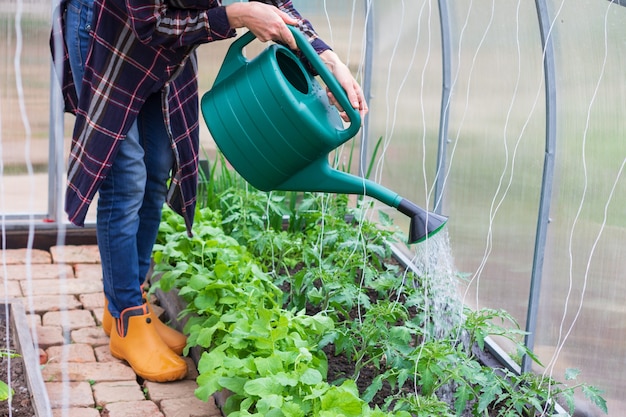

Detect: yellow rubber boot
109,304,187,382
102,298,187,355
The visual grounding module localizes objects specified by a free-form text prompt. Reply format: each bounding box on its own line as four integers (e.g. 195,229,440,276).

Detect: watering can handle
286,26,362,139
213,30,257,86
214,27,362,140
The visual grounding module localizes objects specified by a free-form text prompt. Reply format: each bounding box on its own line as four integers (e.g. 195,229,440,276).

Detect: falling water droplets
410,229,465,341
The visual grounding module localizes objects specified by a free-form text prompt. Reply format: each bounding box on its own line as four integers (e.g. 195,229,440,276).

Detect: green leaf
564,368,581,381
362,374,383,403
244,377,283,397
273,372,299,387
254,356,284,376
582,385,608,414
476,378,502,412
256,394,284,414
0,380,12,402
454,382,474,414
282,401,306,417
299,368,323,386
195,373,222,401
320,383,363,417
218,377,248,394
419,368,435,396
195,322,225,348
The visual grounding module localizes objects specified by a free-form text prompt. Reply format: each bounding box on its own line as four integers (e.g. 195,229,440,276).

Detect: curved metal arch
522,0,558,373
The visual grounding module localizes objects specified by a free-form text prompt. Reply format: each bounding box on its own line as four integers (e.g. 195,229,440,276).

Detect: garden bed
152,245,575,417
0,301,52,417
150,212,604,416
148,161,605,416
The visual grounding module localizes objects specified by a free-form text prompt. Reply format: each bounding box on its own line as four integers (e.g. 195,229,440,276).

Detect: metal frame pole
434,0,452,214
48,1,65,223
522,0,557,373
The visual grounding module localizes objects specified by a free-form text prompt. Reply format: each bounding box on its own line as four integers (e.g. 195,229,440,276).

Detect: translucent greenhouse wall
1,0,625,415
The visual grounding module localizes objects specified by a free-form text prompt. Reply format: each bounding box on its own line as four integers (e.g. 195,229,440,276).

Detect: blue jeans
65,0,174,317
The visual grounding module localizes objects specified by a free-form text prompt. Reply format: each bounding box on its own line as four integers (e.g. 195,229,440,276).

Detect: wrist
319,50,340,71
225,3,246,28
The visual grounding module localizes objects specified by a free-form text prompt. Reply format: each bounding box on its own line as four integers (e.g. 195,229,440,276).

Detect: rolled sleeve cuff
312,37,331,54
206,6,236,40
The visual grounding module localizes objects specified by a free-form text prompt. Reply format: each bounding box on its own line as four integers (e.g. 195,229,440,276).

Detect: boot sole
109,345,187,382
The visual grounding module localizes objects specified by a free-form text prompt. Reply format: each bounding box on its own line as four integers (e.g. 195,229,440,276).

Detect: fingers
325,72,368,123
226,3,298,49
278,21,297,50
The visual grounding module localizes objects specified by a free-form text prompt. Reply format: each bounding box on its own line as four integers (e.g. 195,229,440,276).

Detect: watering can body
201,28,360,192
200,27,447,243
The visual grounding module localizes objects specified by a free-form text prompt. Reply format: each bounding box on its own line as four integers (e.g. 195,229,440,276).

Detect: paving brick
50,245,100,264
93,380,146,406
0,248,52,264
47,343,96,363
105,400,164,417
93,307,106,327
52,408,101,417
80,292,105,309
94,345,123,363
19,294,82,314
42,361,136,382
46,381,94,408
72,326,110,347
22,277,103,296
43,309,96,330
74,263,103,280
160,396,222,417
0,263,74,280
33,325,66,350
144,380,198,404
25,313,41,327
0,281,22,297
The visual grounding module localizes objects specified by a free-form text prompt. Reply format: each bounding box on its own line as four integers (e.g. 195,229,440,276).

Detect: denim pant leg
96,118,147,316
64,0,93,89
136,93,175,283
97,94,173,317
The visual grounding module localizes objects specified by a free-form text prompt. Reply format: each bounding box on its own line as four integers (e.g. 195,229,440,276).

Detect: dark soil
0,313,37,417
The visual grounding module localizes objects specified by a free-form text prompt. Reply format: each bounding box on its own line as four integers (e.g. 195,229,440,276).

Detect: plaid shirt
52,0,329,234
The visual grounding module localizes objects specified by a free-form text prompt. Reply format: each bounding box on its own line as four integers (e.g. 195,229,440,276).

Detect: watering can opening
276,49,309,95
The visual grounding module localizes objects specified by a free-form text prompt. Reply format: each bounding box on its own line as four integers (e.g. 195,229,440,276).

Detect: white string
321,0,334,47
0,42,12,417
49,0,72,413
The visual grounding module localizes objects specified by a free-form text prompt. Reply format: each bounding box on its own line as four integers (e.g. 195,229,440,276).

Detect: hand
225,2,298,49
319,50,369,123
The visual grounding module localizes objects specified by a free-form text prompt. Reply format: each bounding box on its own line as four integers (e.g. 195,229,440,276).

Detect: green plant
154,207,384,416
152,155,607,416
0,349,19,402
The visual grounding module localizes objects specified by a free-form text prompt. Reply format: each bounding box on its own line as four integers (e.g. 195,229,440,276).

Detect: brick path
1,245,223,417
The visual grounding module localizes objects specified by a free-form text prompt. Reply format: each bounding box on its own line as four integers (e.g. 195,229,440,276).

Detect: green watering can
200,26,447,244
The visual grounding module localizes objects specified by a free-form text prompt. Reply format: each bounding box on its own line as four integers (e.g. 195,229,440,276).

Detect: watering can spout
397,199,448,244
276,158,447,244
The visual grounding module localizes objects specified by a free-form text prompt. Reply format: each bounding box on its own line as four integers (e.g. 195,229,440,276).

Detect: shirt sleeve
124,0,235,49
